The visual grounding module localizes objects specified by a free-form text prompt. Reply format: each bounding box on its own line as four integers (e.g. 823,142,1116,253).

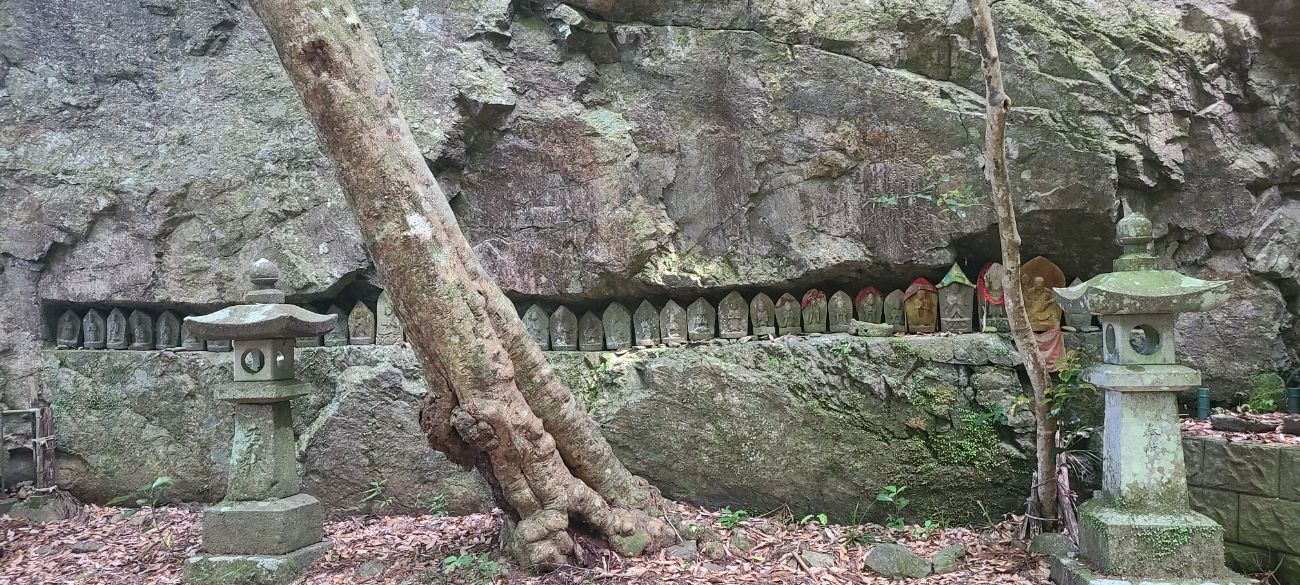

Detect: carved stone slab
579,312,604,351
180,318,205,351
83,308,106,349
977,263,1009,332
775,293,802,335
687,298,716,341
883,290,905,333
156,311,181,349
855,288,883,324
801,290,827,334
828,291,853,333
106,308,128,350
57,309,81,348
550,306,578,350
208,339,232,352
349,301,375,345
718,291,748,339
1021,256,1066,332
603,302,632,350
523,305,550,349
128,309,153,350
634,301,660,346
376,291,403,344
904,278,938,333
324,305,349,347
1063,277,1098,331
750,293,776,336
937,264,975,334
660,301,687,344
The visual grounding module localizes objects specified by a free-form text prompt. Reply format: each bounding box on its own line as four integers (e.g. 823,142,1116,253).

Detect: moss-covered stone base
1050,555,1249,585
1078,499,1235,580
182,540,331,585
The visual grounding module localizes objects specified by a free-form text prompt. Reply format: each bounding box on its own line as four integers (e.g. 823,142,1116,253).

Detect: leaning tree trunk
967,0,1060,530
246,0,679,567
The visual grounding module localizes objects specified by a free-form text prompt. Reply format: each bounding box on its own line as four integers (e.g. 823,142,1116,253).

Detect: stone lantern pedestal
1051,215,1245,585
181,260,336,585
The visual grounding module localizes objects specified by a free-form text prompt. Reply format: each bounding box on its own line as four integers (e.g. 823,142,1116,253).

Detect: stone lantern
181,259,336,584
1052,214,1243,584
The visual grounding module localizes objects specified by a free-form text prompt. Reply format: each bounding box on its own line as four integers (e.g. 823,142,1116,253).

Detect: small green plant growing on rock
832,340,852,355
441,552,504,584
931,409,1008,472
868,156,985,219
717,508,750,528
876,485,909,529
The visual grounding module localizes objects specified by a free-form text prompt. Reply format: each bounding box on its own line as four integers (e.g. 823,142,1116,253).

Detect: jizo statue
1021,256,1066,332
828,291,852,333
977,263,1009,332
855,288,883,324
903,278,938,334
883,290,905,333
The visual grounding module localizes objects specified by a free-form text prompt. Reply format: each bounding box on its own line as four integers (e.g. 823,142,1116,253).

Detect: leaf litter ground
1,503,1053,584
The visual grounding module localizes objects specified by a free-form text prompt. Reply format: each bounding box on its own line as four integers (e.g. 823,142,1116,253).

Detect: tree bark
967,0,1060,529
245,0,678,567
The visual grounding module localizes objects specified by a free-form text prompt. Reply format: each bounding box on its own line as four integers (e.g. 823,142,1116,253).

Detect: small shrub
876,485,909,529
799,512,829,526
361,479,395,511
907,519,943,539
442,552,504,584
1242,373,1285,414
426,493,449,517
108,476,174,508
717,508,750,528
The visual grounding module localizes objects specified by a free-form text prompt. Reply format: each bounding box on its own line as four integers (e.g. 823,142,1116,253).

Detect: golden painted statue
1021,256,1066,332
903,277,938,333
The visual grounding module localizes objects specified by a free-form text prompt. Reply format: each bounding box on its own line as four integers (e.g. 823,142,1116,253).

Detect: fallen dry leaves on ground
1,503,1052,584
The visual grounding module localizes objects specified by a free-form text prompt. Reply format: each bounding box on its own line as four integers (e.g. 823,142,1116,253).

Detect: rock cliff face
43,335,1063,523
2,0,1296,404
0,2,1296,427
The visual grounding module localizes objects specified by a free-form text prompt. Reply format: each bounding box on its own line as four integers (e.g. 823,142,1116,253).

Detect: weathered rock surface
43,334,1065,522
43,347,494,517
1,0,1297,412
1209,413,1279,434
865,543,932,579
930,543,967,574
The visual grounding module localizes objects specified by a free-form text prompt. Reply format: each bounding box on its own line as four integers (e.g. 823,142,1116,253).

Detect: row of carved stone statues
54,307,228,351
51,292,407,350
53,259,1091,352
518,258,1095,351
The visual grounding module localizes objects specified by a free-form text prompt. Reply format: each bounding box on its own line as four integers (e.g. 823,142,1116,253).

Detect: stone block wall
1184,436,1300,583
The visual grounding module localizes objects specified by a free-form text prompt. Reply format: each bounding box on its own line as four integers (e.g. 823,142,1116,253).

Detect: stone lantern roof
186,259,335,341
1053,213,1230,316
